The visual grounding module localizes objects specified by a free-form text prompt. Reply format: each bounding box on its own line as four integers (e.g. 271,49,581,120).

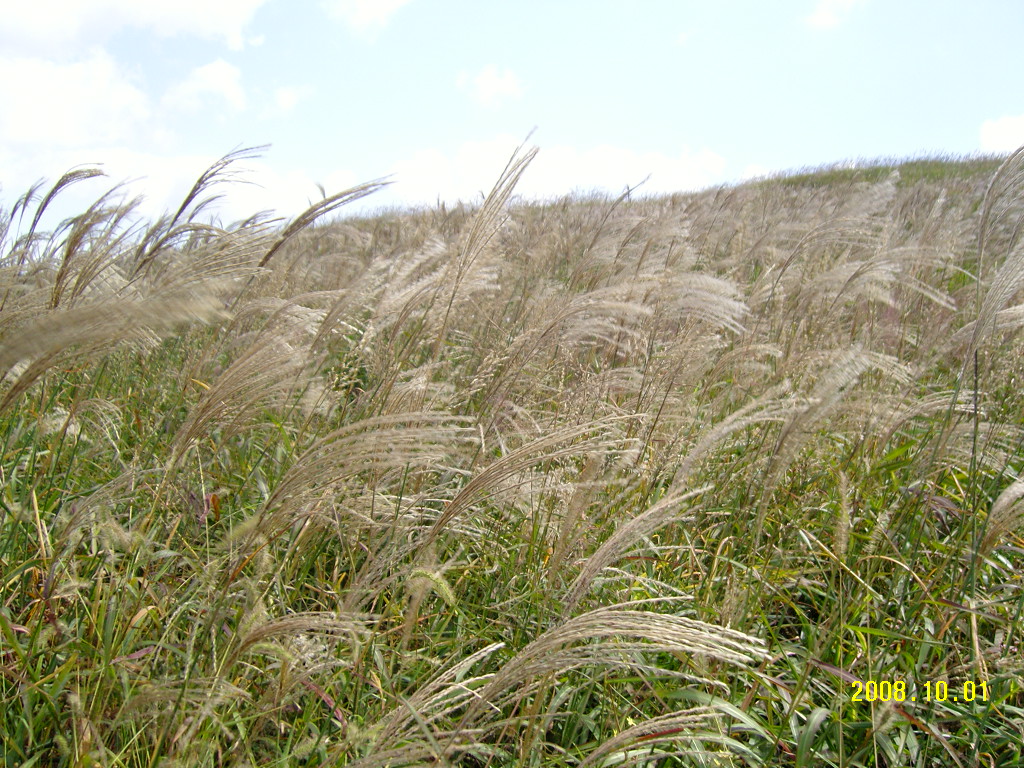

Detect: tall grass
1,145,1022,766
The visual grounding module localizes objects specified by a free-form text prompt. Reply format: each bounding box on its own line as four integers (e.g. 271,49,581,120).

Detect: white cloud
321,0,414,38
391,148,462,204
457,66,524,110
805,0,863,29
741,164,773,181
273,85,314,114
980,115,1024,154
529,143,727,199
252,84,315,120
125,1,268,50
164,60,246,113
0,49,149,147
0,0,269,54
388,135,726,206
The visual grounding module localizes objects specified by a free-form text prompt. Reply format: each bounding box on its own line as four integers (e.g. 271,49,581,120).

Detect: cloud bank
980,115,1024,154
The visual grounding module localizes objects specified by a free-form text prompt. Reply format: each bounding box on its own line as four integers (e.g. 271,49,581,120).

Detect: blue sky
2,0,1023,223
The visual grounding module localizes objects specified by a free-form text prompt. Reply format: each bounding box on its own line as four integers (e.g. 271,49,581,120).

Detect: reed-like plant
1,146,1022,766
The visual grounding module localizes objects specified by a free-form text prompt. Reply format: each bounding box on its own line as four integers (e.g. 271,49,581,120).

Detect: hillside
2,147,1023,766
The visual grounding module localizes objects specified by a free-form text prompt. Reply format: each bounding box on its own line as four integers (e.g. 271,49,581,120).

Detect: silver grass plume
220,611,373,673
580,706,726,767
979,475,1024,557
968,143,1024,365
563,485,709,615
424,416,632,546
430,141,538,360
223,412,476,553
365,642,506,750
546,452,604,580
0,289,228,414
350,605,767,765
127,146,271,282
1,167,105,268
764,348,911,494
166,320,311,468
458,602,769,727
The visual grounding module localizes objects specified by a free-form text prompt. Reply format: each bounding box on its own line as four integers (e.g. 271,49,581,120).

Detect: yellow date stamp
850,679,990,704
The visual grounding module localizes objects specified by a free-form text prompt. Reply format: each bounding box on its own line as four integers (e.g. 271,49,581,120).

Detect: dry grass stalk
979,475,1024,557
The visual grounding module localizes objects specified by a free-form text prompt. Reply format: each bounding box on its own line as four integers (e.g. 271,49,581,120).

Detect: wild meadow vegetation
1,144,1023,767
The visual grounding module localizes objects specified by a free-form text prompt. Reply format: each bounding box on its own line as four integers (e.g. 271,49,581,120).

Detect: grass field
2,144,1023,767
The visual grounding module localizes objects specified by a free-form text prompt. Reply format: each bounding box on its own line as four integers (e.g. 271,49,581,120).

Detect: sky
1,0,1023,225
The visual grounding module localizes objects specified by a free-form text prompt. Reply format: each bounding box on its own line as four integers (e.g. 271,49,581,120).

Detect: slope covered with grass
2,146,1023,766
